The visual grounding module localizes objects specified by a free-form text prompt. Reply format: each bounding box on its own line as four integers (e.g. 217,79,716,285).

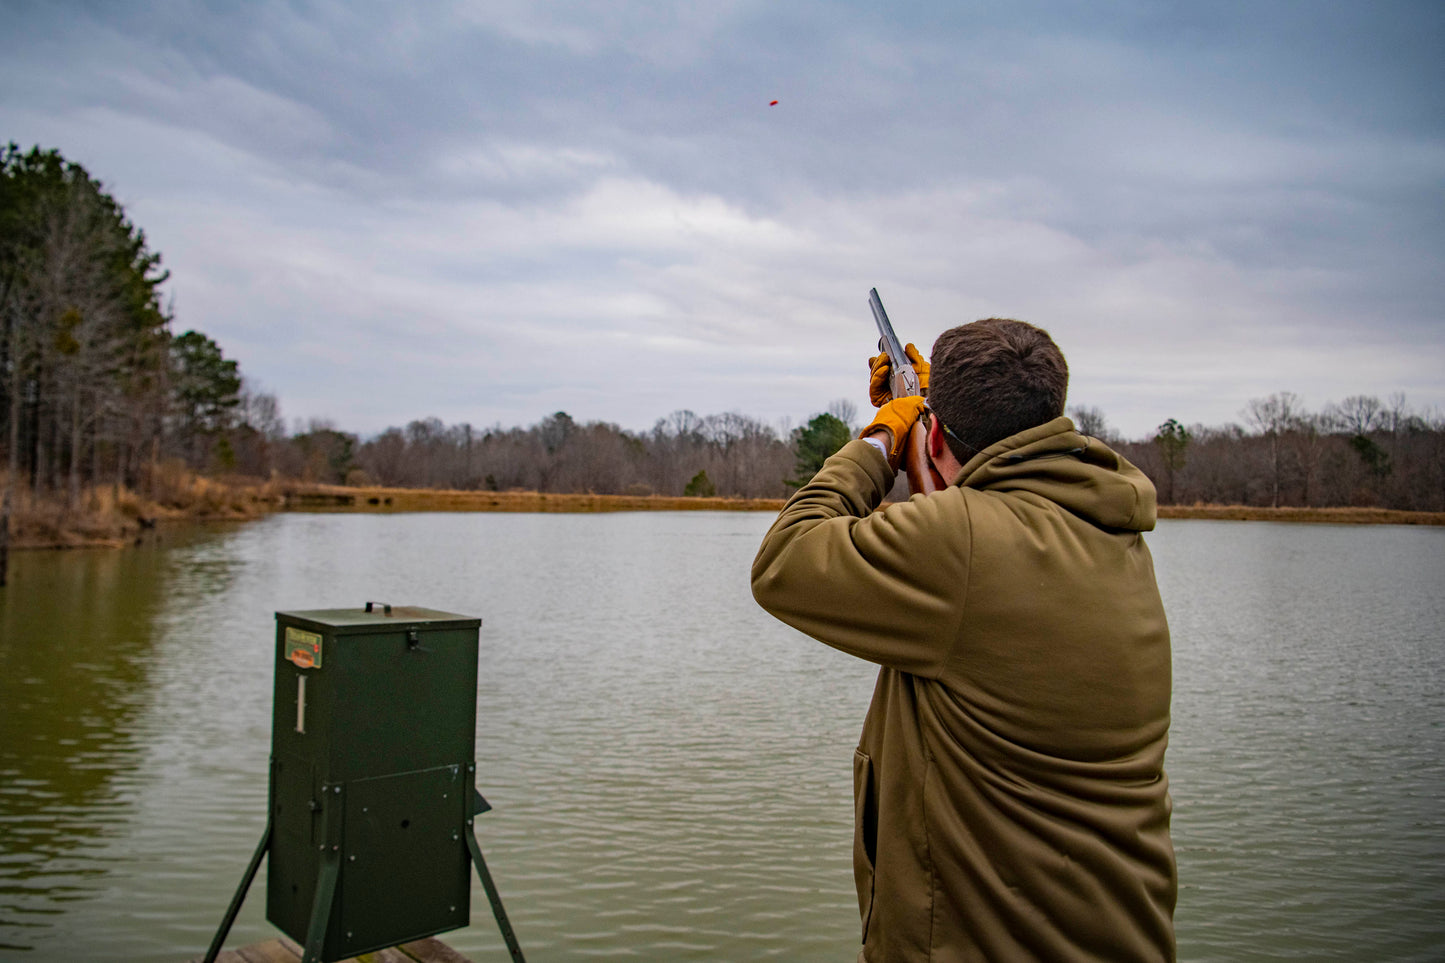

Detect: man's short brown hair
928,318,1069,461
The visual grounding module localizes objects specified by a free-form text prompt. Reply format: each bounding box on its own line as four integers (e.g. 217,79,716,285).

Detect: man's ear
927,415,949,459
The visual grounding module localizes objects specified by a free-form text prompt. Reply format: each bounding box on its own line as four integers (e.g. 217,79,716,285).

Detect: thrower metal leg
300,849,341,963
466,824,526,963
203,818,272,963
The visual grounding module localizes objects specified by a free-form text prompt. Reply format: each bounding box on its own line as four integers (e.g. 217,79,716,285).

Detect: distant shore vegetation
4,143,1444,560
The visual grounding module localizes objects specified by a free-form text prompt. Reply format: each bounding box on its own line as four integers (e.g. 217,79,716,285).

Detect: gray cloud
2,0,1441,439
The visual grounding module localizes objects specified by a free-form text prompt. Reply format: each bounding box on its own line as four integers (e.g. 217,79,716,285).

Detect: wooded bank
6,473,1441,554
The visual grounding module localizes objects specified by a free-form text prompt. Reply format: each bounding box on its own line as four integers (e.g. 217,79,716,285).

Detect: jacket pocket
853,748,879,943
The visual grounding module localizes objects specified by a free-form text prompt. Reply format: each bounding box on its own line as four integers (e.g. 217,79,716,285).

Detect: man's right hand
868,342,930,407
860,397,928,469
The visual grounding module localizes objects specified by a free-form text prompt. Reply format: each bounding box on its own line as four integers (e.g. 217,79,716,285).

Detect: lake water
1,512,1442,961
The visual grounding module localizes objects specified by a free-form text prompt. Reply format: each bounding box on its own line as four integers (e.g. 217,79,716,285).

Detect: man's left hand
868,343,930,407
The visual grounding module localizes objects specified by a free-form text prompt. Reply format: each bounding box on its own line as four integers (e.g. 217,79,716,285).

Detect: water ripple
2,516,1443,961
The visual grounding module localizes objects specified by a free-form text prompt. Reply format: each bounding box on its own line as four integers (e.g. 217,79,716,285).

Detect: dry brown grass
291,488,1445,524
280,483,786,514
4,481,145,549
146,460,287,518
1158,504,1445,525
3,467,285,550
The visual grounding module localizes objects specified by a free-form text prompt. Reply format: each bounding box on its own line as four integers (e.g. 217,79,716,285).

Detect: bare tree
1324,395,1384,435
827,398,859,432
1069,405,1111,441
1385,392,1410,436
1285,411,1327,506
1243,392,1301,507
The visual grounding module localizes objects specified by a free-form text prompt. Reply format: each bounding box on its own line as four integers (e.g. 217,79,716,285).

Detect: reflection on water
0,539,175,953
1,514,1443,961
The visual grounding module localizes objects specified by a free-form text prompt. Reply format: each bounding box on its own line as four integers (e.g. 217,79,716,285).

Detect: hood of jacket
954,416,1157,533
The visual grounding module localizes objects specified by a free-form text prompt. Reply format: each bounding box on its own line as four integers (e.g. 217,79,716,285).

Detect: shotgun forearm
902,420,941,495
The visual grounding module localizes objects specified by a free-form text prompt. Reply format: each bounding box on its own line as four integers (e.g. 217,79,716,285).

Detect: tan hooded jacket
751,418,1176,962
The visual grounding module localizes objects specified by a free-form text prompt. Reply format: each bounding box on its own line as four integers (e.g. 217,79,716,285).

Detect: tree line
1076,395,1445,513
270,408,830,499
5,143,1443,550
268,392,1443,512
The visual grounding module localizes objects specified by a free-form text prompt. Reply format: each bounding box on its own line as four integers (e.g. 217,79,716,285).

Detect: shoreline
283,483,785,514
6,481,1443,552
2,474,283,552
1156,504,1445,525
284,484,1445,527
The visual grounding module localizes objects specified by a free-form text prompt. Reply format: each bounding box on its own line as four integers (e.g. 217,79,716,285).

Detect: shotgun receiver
869,288,944,495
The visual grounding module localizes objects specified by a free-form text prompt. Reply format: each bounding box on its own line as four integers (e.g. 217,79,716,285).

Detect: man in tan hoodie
751,318,1176,962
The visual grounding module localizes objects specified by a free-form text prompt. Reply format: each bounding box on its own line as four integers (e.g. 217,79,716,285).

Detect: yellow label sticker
285,627,323,670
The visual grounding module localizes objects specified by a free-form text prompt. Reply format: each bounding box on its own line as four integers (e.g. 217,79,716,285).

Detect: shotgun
869,288,944,495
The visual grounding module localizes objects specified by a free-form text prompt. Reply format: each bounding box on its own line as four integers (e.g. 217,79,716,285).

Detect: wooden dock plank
190,936,468,963
193,950,254,963
186,939,298,963
352,947,412,962
237,939,301,963
397,938,474,963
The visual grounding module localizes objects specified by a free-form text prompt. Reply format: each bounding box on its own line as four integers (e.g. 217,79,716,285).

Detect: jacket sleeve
751,439,972,678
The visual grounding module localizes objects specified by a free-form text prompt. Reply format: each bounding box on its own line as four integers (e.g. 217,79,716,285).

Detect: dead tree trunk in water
1,348,17,587
1,367,17,589
1,277,15,588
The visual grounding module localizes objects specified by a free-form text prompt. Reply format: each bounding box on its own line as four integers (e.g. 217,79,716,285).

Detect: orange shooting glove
860,396,927,470
867,343,930,407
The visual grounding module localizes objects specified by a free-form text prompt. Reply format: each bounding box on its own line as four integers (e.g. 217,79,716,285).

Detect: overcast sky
3,0,1442,439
